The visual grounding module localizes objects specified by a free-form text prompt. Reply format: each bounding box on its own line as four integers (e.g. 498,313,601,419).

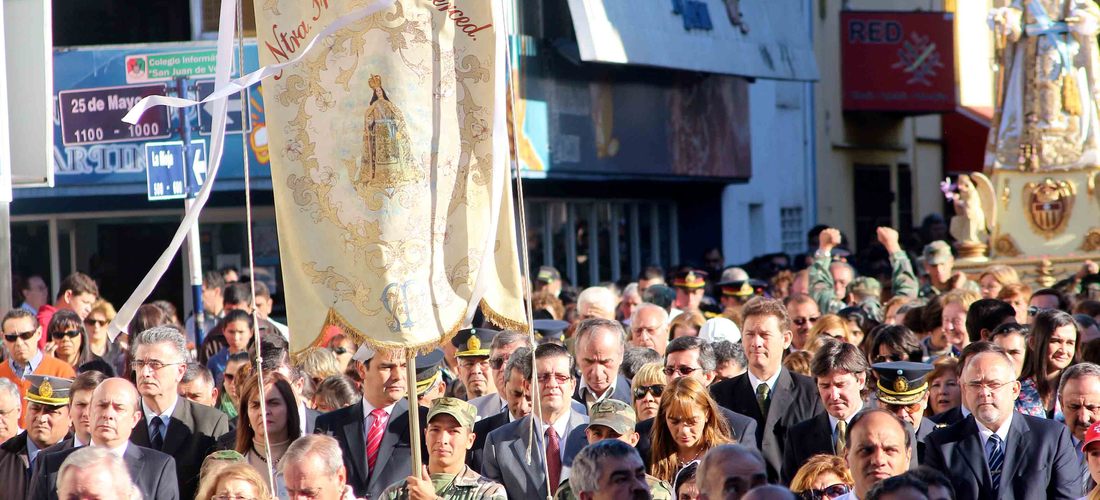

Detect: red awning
942,106,992,174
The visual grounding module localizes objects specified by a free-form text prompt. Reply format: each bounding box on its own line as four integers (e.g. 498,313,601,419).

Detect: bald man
697,444,768,500
29,378,179,500
841,409,911,500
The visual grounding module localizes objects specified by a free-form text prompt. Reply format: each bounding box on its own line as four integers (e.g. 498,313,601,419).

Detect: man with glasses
784,294,821,352
711,298,822,482
129,326,229,500
0,309,75,424
468,330,530,420
923,349,1079,498
482,343,588,497
451,327,499,408
781,340,868,484
0,375,73,498
629,304,670,356
872,361,936,465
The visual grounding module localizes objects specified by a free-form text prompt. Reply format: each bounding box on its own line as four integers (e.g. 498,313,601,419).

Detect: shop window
524,199,677,288
780,207,804,255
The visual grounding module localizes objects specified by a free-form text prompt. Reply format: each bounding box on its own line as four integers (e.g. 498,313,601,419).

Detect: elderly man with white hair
56,445,143,500
629,303,670,356
282,434,355,500
577,286,618,320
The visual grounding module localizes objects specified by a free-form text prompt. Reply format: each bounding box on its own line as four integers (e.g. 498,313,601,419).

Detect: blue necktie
149,416,165,451
987,434,1004,494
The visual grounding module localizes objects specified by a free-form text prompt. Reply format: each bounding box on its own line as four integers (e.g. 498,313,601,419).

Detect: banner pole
407,351,421,476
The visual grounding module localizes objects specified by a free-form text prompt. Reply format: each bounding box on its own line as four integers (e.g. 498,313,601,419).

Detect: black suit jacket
468,410,509,473
131,397,229,500
573,374,633,409
710,368,823,481
634,406,758,468
923,413,1080,500
781,412,836,484
929,406,965,426
314,399,429,499
29,444,178,500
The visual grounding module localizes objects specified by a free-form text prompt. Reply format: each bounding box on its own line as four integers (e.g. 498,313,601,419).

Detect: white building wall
721,76,815,265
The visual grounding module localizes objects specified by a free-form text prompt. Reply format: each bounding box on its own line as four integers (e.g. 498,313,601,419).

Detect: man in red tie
481,343,589,497
314,343,428,499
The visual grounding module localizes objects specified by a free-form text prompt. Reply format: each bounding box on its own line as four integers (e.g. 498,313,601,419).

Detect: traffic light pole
178,77,205,349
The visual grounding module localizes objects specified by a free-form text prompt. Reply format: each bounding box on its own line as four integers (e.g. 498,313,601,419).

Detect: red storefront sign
841,11,957,113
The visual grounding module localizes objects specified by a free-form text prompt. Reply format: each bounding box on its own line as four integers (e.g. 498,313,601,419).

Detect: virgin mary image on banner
357,74,425,192
256,0,526,352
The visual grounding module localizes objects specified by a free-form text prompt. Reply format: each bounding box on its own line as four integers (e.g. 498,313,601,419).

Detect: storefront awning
943,106,992,174
565,0,819,81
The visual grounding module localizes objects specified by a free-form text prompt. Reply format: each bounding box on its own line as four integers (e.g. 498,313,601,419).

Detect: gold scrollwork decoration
1081,228,1100,253
993,234,1022,257
1022,178,1076,239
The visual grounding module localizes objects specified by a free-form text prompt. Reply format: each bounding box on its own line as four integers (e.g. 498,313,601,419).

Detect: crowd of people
2,225,1100,500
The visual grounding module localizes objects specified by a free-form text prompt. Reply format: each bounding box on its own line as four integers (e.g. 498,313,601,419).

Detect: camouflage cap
427,397,477,429
587,399,636,435
25,375,72,406
848,276,882,298
922,241,953,266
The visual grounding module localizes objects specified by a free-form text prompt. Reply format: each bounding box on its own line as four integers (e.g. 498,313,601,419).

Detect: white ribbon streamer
109,0,396,340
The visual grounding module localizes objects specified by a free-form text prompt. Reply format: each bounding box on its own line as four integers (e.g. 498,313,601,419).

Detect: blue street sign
145,140,207,201
195,80,249,135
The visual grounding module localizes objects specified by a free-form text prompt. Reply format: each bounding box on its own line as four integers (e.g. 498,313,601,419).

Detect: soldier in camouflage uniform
378,398,505,500
917,240,980,298
554,400,673,500
810,227,919,316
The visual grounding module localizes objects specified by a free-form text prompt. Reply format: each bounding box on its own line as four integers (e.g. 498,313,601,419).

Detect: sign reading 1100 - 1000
57,83,171,147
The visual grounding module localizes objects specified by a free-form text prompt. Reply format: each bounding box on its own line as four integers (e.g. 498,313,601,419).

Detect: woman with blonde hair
670,311,706,339
631,362,666,421
649,377,732,483
789,454,854,499
978,264,1020,299
804,314,852,353
294,346,342,386
194,462,274,500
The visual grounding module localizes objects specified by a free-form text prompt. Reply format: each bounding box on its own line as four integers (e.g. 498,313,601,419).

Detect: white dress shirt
747,368,781,395
361,400,398,440
538,411,573,461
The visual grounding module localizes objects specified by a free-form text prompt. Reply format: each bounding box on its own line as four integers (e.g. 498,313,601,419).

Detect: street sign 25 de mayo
57,83,171,147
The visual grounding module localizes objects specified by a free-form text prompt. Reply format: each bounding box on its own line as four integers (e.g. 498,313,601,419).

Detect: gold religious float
950,0,1100,287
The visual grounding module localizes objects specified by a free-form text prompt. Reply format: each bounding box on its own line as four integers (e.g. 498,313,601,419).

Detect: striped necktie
987,434,1004,494
366,408,387,473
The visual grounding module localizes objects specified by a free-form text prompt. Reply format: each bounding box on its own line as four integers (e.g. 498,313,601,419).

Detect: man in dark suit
923,350,1080,499
469,346,533,472
1058,363,1100,496
872,360,938,466
572,318,634,411
710,297,822,481
314,343,428,500
130,326,229,500
781,340,868,484
0,375,74,499
29,378,178,500
483,343,588,498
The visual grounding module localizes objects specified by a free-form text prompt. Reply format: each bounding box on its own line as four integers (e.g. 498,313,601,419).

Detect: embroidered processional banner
254,0,526,352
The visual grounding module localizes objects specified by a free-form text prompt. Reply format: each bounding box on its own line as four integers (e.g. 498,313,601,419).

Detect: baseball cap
587,400,636,435
427,397,477,429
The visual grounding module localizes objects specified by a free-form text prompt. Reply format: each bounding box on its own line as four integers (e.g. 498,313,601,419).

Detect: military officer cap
533,319,569,344
672,269,708,290
25,374,72,406
718,279,768,298
536,265,561,284
587,400,636,435
452,327,496,357
427,397,477,429
415,348,445,396
922,241,953,266
872,361,934,405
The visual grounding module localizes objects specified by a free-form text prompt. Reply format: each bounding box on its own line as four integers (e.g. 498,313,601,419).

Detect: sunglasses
3,330,36,342
51,330,82,340
331,347,348,355
633,384,664,400
83,318,108,327
488,356,509,370
798,484,850,500
663,366,701,377
1028,306,1055,317
884,401,924,415
792,316,820,327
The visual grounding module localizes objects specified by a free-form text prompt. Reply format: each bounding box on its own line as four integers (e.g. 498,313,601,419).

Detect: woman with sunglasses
632,362,666,421
650,377,732,483
207,310,255,387
84,299,125,375
789,454,853,500
1016,309,1080,420
46,310,110,374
